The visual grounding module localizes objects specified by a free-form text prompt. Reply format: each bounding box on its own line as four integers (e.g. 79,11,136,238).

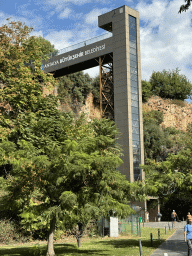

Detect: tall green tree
0,19,144,256
57,71,93,106
0,19,55,116
143,109,165,160
142,80,152,102
149,68,192,100
2,108,138,255
142,131,192,207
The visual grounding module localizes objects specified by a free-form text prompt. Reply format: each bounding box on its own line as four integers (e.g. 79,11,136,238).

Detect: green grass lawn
0,227,175,256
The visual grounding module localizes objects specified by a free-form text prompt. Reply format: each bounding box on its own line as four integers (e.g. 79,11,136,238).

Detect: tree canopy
57,71,93,106
2,104,138,255
0,19,55,116
0,19,144,256
179,0,192,13
149,68,192,100
141,80,152,102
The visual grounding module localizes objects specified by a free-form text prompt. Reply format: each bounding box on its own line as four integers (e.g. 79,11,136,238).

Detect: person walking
171,210,177,222
187,212,192,222
146,211,149,223
184,217,192,256
157,212,162,222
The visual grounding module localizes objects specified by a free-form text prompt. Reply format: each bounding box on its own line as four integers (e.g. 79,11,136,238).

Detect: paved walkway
144,221,188,256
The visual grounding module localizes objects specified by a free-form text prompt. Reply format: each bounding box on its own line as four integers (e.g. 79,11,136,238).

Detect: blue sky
1,0,192,82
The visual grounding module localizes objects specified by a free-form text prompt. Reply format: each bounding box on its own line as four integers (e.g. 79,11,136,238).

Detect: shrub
170,99,186,108
142,80,152,102
0,219,32,244
150,68,192,100
143,109,164,125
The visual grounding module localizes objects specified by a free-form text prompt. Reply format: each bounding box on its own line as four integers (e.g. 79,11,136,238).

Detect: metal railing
119,213,142,236
97,213,142,237
48,32,113,58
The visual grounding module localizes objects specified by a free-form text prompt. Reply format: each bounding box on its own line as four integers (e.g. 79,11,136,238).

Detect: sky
0,0,192,82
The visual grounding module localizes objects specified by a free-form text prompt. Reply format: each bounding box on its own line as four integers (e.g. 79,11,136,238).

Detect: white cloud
46,0,101,5
30,30,44,37
137,0,167,27
85,8,109,25
0,11,35,29
44,23,99,51
59,7,72,19
45,30,74,50
84,66,99,78
137,0,192,82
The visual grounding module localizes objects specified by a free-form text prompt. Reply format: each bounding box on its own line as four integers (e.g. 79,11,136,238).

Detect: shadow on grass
54,244,106,255
94,238,167,249
0,243,106,256
95,237,188,254
2,238,184,256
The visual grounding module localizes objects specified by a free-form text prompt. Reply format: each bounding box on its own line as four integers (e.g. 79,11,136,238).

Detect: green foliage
160,190,192,221
0,18,144,254
143,121,165,161
170,99,187,107
164,127,181,135
179,0,191,12
143,109,164,125
143,109,166,160
0,219,32,244
25,36,55,59
91,75,100,105
0,19,55,115
149,68,192,100
187,122,192,134
57,71,93,105
142,140,192,206
57,73,101,111
0,103,138,250
142,80,152,102
142,108,189,161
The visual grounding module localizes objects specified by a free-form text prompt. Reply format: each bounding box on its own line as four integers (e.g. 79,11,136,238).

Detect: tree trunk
77,236,81,248
76,222,84,248
46,215,56,256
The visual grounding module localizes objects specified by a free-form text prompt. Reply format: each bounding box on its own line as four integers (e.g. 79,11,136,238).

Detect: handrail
48,32,113,58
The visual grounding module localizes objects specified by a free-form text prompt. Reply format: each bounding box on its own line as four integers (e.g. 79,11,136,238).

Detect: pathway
144,221,188,256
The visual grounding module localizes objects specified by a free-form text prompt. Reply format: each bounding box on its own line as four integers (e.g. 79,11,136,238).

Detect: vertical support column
112,7,134,182
98,5,144,182
99,57,103,117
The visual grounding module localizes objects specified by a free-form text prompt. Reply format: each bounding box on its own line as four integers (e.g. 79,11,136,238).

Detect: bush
164,127,181,135
143,109,164,125
0,219,32,244
57,71,93,105
170,99,187,108
142,80,152,102
150,68,192,100
144,122,165,160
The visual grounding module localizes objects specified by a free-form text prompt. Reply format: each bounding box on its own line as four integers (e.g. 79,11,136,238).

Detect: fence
98,213,142,237
119,213,142,236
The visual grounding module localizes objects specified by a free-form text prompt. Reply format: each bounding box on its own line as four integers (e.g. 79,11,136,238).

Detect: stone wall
143,96,192,131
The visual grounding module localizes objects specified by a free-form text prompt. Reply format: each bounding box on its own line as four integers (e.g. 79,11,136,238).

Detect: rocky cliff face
58,92,101,121
43,87,192,131
143,96,192,131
